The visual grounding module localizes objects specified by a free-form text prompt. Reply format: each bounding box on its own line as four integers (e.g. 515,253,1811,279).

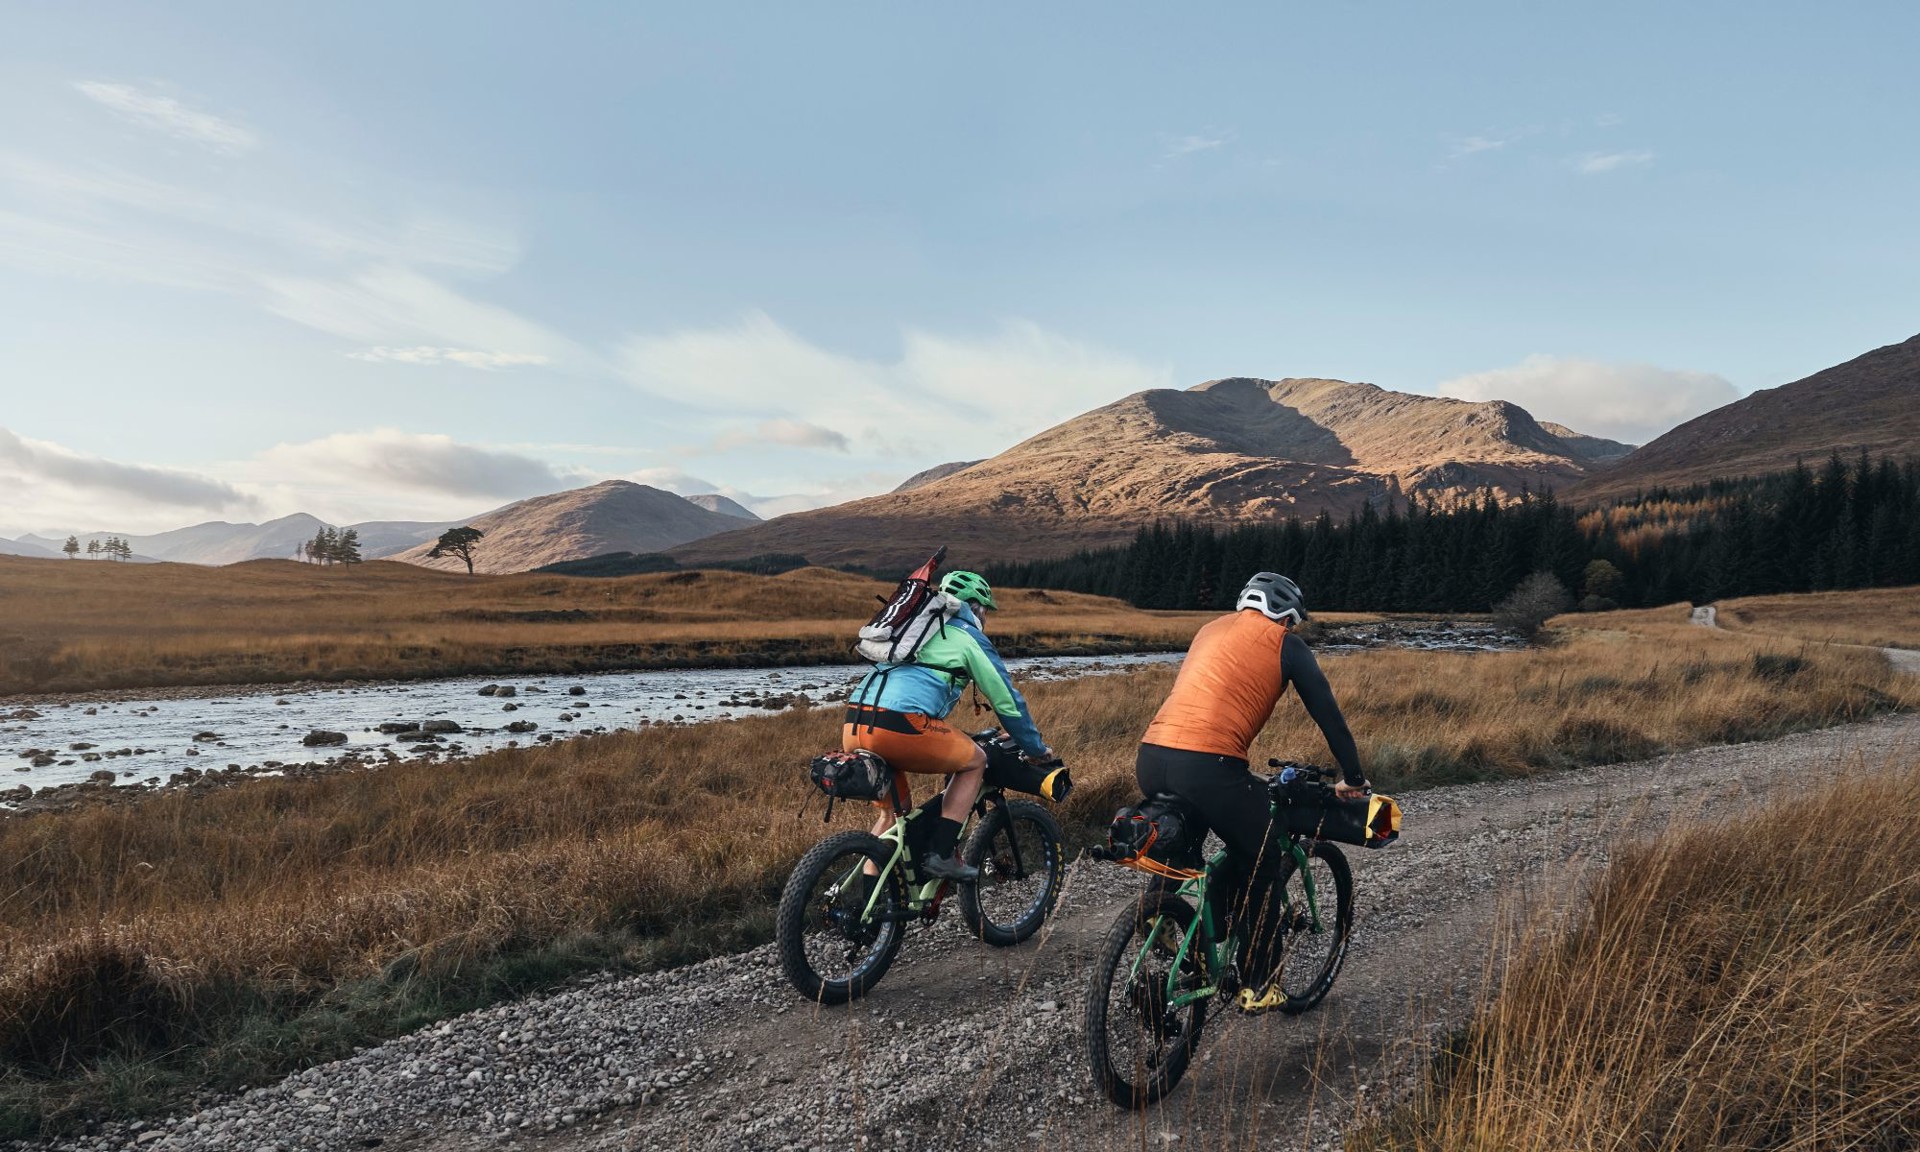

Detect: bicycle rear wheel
1271,840,1353,1013
775,831,907,1005
959,799,1066,946
1084,889,1210,1109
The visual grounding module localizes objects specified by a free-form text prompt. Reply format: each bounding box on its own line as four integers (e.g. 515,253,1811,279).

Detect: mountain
686,494,761,521
893,461,983,493
390,480,745,574
673,376,1633,570
20,516,457,565
1575,332,1920,502
0,536,65,559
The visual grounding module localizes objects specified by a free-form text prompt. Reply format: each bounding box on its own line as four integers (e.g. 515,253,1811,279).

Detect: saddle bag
809,750,894,803
1101,794,1207,872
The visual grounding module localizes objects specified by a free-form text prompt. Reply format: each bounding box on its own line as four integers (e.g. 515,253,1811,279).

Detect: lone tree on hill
62,536,79,559
429,526,484,575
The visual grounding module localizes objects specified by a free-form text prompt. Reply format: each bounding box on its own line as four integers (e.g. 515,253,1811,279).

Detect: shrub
1493,573,1573,640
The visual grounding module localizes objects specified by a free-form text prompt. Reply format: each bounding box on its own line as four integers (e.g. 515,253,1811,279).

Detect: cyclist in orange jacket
1138,572,1369,1014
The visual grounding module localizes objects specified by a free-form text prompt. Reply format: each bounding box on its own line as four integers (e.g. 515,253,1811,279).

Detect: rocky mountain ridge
672,376,1634,570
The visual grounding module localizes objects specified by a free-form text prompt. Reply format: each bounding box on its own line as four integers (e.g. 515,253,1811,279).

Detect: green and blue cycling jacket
846,603,1047,756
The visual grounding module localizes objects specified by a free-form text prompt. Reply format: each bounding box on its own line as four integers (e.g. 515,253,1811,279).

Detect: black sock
930,817,963,858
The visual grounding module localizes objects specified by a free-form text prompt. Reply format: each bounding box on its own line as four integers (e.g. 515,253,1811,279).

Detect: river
0,619,1517,802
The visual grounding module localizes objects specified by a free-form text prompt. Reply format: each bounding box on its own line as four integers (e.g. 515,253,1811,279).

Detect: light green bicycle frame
1130,834,1325,1010
850,803,981,921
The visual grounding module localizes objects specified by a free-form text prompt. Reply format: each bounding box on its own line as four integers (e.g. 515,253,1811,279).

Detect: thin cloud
1595,112,1625,128
0,426,254,510
74,81,258,153
261,430,581,499
1449,134,1515,158
1439,355,1737,444
1575,150,1654,174
708,419,850,454
1164,132,1233,158
348,346,551,370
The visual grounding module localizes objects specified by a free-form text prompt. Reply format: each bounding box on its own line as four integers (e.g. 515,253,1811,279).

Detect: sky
3,1,1918,537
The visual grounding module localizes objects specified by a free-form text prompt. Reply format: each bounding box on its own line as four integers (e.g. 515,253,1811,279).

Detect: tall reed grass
1356,754,1920,1151
1712,584,1920,650
0,609,1911,1133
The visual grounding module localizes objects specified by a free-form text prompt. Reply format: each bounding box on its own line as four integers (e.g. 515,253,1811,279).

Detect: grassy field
1711,584,1920,650
0,556,1215,695
2,607,1913,1133
1357,753,1920,1152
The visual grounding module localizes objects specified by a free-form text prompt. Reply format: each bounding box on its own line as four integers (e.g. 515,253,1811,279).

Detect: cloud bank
1439,355,1739,444
74,81,258,153
260,430,581,500
622,313,1170,463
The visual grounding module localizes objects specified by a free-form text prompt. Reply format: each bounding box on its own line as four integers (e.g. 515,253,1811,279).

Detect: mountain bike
1083,762,1394,1108
776,731,1069,1004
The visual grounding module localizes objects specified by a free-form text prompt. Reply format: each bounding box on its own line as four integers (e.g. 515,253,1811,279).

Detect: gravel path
37,702,1920,1152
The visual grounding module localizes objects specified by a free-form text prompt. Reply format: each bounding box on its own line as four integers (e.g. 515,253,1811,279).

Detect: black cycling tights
1135,742,1288,981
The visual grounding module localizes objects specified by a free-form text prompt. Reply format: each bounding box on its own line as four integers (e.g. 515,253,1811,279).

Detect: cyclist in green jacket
843,571,1054,880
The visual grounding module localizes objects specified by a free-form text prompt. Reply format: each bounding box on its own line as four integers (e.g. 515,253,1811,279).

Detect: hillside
686,494,760,520
391,480,744,574
1575,332,1920,501
674,376,1631,570
0,536,64,560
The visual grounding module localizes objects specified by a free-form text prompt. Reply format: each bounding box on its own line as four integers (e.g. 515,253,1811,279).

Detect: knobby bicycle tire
1084,889,1210,1109
776,831,907,1005
959,799,1066,946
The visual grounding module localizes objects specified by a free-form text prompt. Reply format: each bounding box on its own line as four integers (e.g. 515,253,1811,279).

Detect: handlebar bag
979,733,1072,802
1276,789,1402,849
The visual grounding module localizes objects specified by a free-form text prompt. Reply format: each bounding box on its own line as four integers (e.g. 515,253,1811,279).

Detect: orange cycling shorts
842,705,979,808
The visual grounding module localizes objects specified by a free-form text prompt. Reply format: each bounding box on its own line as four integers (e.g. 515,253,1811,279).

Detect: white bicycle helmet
1236,572,1307,625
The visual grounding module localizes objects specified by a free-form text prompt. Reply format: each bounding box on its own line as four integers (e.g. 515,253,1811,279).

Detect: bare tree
429,526,484,575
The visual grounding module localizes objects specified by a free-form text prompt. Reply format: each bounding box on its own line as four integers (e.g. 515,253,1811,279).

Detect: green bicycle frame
1134,829,1326,1010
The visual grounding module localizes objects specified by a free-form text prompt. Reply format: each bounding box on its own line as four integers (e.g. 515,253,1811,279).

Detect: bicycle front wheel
1084,889,1210,1109
959,799,1066,946
775,831,907,1005
1271,840,1353,1013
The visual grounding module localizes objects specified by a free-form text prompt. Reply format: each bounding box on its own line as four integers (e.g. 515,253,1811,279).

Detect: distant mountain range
11,332,1913,576
671,376,1635,570
15,515,453,566
1572,332,1920,502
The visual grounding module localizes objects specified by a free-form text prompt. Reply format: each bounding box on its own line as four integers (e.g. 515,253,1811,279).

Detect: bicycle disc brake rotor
1126,968,1179,1047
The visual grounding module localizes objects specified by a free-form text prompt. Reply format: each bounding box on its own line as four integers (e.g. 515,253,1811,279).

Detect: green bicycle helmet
938,570,998,610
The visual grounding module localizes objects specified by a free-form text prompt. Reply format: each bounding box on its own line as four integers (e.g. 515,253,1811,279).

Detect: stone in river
568,686,587,696
302,730,349,747
422,720,462,734
88,770,115,783
505,720,538,733
478,684,501,696
502,702,520,712
193,731,221,743
377,722,419,734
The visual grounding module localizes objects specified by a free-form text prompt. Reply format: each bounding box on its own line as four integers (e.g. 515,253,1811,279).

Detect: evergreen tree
62,536,79,559
86,539,100,559
334,528,363,565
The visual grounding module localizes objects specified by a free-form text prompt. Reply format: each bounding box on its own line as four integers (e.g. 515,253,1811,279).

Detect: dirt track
70,694,1917,1152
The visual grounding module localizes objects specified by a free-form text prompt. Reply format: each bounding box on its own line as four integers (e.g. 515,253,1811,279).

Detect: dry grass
0,556,1214,695
1711,584,1920,650
1357,755,1920,1152
1,614,1912,1131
